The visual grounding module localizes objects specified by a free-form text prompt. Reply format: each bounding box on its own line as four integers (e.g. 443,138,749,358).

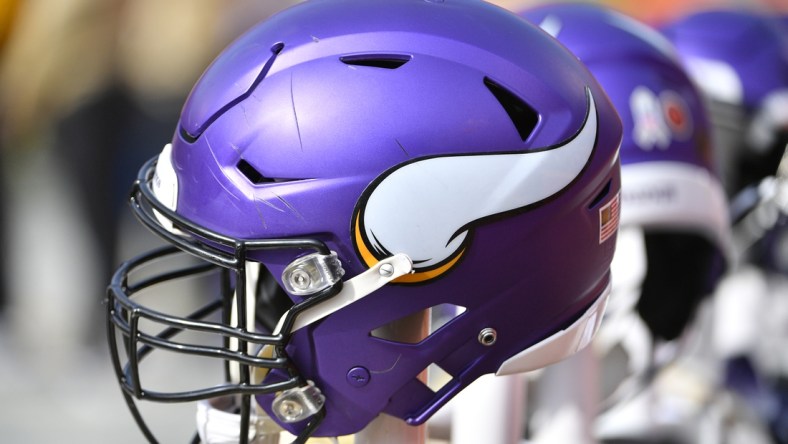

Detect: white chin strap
196,398,283,444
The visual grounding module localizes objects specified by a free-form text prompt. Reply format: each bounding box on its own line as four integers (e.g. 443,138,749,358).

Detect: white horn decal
353,88,597,283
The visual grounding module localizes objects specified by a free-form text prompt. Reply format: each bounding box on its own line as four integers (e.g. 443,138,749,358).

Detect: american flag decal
599,191,620,244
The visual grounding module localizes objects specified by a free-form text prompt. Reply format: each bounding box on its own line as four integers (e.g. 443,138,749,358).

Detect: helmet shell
519,3,730,341
165,0,622,435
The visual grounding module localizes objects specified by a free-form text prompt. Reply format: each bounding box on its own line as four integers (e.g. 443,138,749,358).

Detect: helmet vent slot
588,179,612,209
237,159,273,184
340,54,412,69
484,77,539,141
370,303,466,344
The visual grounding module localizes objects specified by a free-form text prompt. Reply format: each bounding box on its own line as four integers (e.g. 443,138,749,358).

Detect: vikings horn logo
353,87,597,283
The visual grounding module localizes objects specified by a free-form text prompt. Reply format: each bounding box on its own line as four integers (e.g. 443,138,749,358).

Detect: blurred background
0,0,785,443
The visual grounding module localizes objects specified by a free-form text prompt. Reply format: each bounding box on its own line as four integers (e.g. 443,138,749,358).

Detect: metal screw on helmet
379,263,395,277
478,328,497,346
290,269,311,290
278,399,303,421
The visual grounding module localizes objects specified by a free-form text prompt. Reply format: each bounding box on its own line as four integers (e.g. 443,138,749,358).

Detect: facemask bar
106,157,339,443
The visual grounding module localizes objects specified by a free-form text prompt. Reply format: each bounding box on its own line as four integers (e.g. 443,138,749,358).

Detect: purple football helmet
662,9,788,196
107,0,622,441
521,2,730,344
518,4,731,438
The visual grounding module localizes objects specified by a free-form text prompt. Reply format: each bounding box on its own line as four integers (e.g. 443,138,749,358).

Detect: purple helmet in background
520,3,730,343
662,9,788,196
107,0,622,440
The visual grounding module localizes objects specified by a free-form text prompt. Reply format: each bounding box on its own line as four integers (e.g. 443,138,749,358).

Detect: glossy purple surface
168,0,622,436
